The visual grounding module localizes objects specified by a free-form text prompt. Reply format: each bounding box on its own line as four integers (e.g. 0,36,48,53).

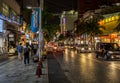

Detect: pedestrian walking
23,43,30,65
17,43,23,61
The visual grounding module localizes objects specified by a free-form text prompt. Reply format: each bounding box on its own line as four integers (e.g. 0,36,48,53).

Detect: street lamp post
38,0,43,61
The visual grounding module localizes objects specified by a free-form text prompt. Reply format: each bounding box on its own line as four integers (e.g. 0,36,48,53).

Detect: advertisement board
0,19,3,32
31,8,40,32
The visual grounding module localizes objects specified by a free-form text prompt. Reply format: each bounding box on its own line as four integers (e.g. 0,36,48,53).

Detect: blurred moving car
76,44,92,53
95,42,120,60
69,44,75,49
57,42,65,52
46,41,65,54
46,42,57,52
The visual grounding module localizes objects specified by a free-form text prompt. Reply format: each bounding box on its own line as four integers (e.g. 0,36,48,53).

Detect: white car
76,44,92,53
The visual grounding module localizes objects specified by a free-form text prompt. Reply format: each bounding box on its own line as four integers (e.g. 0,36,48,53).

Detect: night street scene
1,0,120,83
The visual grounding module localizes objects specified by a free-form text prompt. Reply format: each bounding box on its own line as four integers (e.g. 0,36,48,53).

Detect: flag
31,8,40,33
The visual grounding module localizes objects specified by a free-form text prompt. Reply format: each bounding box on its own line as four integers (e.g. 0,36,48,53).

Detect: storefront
100,33,120,45
0,19,8,56
6,22,21,55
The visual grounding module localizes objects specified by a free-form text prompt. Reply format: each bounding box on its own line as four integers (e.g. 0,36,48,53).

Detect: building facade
60,10,78,34
78,0,120,18
0,0,21,55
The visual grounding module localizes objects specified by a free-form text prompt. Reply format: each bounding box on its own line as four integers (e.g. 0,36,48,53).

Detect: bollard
38,60,43,68
36,61,42,78
37,65,41,78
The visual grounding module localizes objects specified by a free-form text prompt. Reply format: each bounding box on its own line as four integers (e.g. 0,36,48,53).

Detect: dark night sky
16,0,78,14
16,0,78,23
44,0,78,13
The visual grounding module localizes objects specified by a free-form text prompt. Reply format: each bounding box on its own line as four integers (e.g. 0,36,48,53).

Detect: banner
31,8,40,32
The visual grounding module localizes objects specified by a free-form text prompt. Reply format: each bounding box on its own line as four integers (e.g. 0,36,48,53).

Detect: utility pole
38,0,43,61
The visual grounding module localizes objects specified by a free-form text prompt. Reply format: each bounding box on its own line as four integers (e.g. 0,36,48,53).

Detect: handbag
33,55,39,62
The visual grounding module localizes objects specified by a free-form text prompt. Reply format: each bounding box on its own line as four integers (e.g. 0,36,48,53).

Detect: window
11,10,17,21
2,3,9,17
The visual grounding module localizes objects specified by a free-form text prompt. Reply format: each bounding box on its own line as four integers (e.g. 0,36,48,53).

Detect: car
95,42,120,60
57,42,65,52
46,41,57,52
76,44,92,53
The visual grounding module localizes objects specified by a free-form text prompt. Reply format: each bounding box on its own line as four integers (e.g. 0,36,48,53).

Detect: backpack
24,47,29,54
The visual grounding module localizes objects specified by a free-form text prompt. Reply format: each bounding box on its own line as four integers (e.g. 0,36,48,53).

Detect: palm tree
75,21,86,35
85,18,104,45
42,10,60,41
75,15,105,50
114,13,120,32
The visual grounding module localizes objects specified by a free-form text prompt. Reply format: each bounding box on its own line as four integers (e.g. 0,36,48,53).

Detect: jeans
24,55,29,64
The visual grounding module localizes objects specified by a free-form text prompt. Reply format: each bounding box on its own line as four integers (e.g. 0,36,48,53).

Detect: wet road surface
54,49,120,83
47,53,71,83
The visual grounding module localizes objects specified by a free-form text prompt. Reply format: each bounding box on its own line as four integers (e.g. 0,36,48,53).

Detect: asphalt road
49,48,120,83
47,52,71,83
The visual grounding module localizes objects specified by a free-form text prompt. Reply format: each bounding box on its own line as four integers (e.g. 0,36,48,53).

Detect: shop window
10,10,17,21
2,3,9,17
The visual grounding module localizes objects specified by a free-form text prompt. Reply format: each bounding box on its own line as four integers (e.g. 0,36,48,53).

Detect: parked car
76,44,92,53
95,42,120,60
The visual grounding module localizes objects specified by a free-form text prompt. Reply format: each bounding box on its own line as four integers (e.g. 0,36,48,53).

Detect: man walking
17,43,23,61
23,43,30,65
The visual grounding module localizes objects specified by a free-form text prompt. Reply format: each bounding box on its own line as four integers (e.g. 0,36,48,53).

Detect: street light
25,0,43,61
38,0,43,61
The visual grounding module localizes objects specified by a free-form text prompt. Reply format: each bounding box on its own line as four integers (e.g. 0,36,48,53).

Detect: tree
114,14,120,32
85,18,104,46
75,15,105,49
42,10,60,41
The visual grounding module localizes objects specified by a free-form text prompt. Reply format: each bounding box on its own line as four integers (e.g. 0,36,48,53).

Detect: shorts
18,52,23,60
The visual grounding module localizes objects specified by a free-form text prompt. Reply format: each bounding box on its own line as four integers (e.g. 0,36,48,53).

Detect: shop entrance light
26,6,32,9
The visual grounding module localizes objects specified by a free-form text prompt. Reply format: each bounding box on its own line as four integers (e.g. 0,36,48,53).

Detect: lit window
105,18,108,23
112,16,115,21
109,17,111,22
2,3,9,17
115,15,119,19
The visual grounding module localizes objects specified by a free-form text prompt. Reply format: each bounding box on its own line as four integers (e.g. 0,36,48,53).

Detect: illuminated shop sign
0,19,3,32
0,13,20,25
31,8,40,32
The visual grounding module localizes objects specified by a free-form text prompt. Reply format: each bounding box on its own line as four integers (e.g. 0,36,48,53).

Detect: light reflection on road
71,50,74,58
57,48,120,83
64,49,69,62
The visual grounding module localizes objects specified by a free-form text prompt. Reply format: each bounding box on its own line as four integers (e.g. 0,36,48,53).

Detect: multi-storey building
60,10,78,34
0,0,21,55
78,0,120,18
77,0,120,45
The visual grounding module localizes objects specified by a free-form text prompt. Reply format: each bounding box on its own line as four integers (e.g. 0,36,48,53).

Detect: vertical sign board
0,19,3,32
31,8,40,33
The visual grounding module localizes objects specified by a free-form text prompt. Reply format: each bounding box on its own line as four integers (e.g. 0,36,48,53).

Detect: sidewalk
0,56,48,83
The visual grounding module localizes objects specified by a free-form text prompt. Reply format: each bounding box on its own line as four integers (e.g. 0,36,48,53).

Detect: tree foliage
114,14,120,32
42,10,60,41
75,17,104,36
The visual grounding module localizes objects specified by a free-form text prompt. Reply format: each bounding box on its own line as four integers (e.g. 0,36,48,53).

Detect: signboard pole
38,0,43,61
